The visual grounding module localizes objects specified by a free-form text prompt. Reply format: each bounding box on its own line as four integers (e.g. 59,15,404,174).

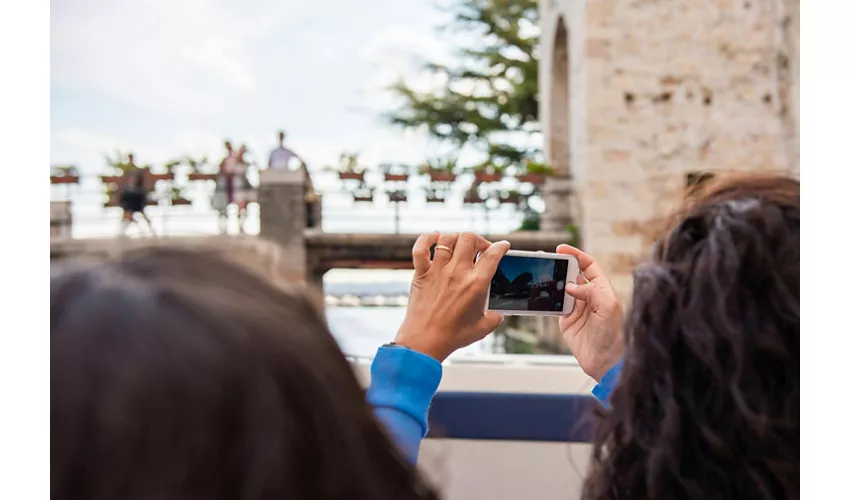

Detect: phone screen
489,255,570,312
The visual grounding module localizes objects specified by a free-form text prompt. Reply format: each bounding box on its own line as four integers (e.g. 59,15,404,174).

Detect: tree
386,0,541,170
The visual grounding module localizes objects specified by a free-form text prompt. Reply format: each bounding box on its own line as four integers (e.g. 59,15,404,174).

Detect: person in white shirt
267,131,318,228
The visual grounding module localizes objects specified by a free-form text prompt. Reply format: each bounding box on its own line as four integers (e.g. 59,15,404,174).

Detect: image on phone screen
489,255,570,312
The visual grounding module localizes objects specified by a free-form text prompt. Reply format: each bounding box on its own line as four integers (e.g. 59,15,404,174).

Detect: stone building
539,0,800,300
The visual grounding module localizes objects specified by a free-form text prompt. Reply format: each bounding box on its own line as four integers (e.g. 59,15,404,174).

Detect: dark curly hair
582,174,800,500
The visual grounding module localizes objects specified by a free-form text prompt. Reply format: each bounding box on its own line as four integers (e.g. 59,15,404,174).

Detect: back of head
583,173,800,500
51,246,436,500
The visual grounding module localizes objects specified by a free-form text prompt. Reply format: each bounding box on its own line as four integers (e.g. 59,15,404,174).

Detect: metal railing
50,170,540,239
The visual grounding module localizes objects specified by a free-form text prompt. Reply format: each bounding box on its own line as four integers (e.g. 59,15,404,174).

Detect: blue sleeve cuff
367,346,443,437
591,360,623,409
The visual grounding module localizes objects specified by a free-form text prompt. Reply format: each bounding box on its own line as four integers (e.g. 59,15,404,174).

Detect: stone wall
257,169,309,285
540,0,800,302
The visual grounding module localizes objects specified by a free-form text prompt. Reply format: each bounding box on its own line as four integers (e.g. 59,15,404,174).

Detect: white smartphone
484,250,580,317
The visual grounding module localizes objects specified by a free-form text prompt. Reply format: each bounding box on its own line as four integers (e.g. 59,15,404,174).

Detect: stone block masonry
540,0,799,303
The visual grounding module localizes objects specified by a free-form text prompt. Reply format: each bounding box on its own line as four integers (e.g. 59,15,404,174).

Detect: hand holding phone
485,250,579,316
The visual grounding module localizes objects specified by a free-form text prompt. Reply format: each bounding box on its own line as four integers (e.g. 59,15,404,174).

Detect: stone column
540,174,578,236
258,169,307,284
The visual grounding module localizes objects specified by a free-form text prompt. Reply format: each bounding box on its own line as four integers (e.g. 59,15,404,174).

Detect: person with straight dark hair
51,246,438,500
368,173,800,500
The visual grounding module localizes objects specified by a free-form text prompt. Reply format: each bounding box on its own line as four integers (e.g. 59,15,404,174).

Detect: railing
349,356,597,500
50,170,540,238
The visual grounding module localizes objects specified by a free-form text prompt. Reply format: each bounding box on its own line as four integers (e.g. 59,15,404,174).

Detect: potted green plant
425,187,445,203
473,162,504,183
334,153,366,181
387,189,407,203
500,189,522,205
169,185,192,206
50,165,80,184
101,151,131,184
424,157,458,183
381,163,410,182
516,161,555,185
463,185,484,204
352,186,374,202
186,156,217,181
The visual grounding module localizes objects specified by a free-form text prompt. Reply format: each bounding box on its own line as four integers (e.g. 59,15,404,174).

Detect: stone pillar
540,175,578,236
258,169,307,283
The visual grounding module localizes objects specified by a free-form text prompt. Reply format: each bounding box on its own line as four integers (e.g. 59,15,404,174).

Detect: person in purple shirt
368,173,799,500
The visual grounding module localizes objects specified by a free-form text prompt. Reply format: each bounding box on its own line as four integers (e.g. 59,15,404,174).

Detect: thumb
566,282,594,301
476,311,505,337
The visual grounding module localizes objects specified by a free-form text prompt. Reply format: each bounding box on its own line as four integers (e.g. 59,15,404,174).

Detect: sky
50,0,530,283
497,255,554,284
51,0,462,175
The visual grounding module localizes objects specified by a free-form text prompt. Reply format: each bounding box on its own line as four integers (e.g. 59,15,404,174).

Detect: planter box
104,198,158,208
429,172,457,183
474,171,503,183
50,175,79,185
339,172,366,181
425,195,445,203
384,174,409,182
500,194,521,205
516,174,547,185
188,173,218,181
171,198,192,206
388,193,408,203
150,173,175,181
353,195,374,202
100,175,123,184
464,195,484,204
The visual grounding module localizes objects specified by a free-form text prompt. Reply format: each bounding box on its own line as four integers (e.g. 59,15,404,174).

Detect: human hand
393,232,511,362
557,244,624,382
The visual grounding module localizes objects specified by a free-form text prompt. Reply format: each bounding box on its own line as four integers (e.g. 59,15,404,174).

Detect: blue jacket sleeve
366,346,442,464
367,348,623,462
590,360,623,409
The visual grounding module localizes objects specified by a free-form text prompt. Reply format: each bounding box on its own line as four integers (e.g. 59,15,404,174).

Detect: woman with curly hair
369,173,799,499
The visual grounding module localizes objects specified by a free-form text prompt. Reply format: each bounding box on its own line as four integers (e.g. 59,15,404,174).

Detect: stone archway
547,16,570,176
541,16,576,232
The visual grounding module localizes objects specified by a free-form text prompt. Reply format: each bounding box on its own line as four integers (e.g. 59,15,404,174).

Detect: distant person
268,130,304,170
212,140,237,233
118,156,155,237
52,246,438,500
369,173,799,499
234,143,254,233
268,130,318,228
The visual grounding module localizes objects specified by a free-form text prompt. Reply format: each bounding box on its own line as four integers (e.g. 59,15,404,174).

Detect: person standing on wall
213,141,237,234
268,130,317,228
118,153,155,237
233,143,254,234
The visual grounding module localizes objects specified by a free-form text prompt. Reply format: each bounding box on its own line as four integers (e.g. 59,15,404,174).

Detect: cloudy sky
51,0,460,174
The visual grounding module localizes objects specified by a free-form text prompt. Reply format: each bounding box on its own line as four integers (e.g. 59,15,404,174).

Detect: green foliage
518,209,541,231
329,153,364,173
386,0,540,168
52,164,79,177
420,156,460,174
566,223,580,245
524,160,555,175
105,150,149,173
164,159,182,172
184,156,210,173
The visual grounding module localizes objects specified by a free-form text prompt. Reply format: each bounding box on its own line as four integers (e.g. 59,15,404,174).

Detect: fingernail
566,283,577,290
498,240,510,248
